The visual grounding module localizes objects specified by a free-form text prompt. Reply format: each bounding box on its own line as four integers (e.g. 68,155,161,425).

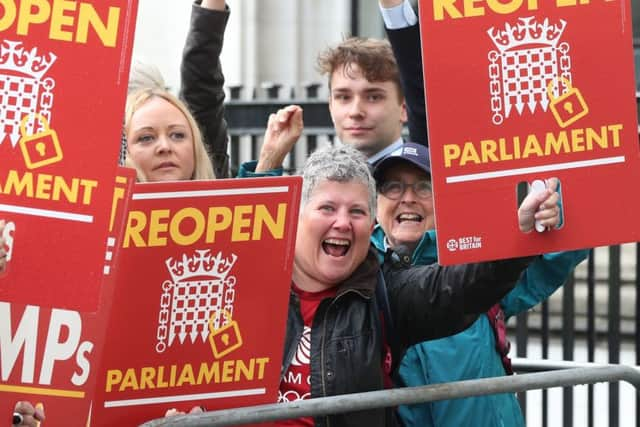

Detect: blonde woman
124,87,215,182
125,87,302,182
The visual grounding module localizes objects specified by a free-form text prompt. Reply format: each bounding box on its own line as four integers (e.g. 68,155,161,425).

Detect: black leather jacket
180,1,230,178
282,248,532,427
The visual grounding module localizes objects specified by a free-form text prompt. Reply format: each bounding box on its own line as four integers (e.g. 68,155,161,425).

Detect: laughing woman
274,144,557,427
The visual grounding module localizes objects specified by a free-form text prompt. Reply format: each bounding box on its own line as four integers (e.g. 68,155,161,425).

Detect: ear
399,99,408,123
328,95,337,124
373,194,382,226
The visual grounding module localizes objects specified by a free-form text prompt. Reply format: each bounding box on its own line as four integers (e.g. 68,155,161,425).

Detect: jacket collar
335,248,380,297
371,225,438,266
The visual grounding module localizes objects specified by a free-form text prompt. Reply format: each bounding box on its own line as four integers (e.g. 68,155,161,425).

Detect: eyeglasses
378,180,432,200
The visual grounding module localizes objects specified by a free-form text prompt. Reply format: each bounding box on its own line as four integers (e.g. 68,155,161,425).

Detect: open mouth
322,238,350,257
396,213,423,224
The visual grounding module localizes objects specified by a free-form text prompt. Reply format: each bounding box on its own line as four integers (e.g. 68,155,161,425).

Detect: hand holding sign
12,401,45,427
164,405,204,417
518,178,560,233
0,219,12,276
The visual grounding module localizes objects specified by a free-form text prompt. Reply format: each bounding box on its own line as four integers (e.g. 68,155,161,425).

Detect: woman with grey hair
276,144,559,427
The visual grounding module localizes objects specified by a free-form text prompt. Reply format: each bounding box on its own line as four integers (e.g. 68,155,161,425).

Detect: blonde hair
124,88,215,181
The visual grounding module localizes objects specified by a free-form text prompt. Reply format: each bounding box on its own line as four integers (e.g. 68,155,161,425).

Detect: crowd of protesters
6,1,589,426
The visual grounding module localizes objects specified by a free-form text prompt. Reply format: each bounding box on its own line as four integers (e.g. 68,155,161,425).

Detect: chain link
156,280,173,353
488,50,504,125
222,276,236,323
40,90,54,108
558,42,572,91
38,78,55,131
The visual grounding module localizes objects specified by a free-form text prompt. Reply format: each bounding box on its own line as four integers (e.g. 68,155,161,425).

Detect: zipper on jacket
281,291,303,379
319,288,371,426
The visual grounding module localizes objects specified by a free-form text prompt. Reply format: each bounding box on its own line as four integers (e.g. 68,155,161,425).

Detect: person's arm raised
201,0,225,10
385,177,562,348
256,105,303,173
180,0,230,177
378,0,427,145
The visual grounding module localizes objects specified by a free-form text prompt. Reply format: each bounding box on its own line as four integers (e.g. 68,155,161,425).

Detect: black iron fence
512,245,640,427
224,87,640,426
225,83,334,177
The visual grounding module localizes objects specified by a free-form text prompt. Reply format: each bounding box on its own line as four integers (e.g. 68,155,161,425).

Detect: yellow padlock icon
208,309,243,359
18,114,63,170
546,77,589,128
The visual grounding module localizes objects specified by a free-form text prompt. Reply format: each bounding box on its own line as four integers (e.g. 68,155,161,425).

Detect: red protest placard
0,0,139,310
0,167,136,427
91,176,301,426
103,167,139,280
419,0,640,264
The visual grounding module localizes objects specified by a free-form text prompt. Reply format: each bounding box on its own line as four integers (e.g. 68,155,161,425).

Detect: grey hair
300,144,376,219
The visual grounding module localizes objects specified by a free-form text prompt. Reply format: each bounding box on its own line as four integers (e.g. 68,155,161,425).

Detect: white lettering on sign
0,303,93,386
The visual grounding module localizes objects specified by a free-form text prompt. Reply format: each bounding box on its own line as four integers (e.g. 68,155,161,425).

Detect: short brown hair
316,37,403,101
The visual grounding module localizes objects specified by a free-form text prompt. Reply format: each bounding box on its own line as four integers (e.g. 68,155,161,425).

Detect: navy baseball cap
372,142,431,181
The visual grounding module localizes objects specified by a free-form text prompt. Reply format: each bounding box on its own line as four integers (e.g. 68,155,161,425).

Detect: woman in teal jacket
370,142,589,427
372,226,587,426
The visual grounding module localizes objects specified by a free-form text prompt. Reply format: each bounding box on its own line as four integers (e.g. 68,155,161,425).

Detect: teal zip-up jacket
371,226,589,427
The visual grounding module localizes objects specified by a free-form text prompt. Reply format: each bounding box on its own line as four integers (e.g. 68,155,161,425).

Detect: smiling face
328,63,407,158
376,162,434,253
126,96,195,182
293,179,374,292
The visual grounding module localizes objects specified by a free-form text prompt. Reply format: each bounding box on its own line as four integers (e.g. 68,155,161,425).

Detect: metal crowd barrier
141,361,640,427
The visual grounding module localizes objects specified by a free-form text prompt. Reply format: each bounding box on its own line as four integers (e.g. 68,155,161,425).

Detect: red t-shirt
275,284,337,427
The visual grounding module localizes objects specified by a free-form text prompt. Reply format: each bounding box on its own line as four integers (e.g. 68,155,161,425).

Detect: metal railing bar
516,310,528,418
541,300,549,427
587,248,596,427
227,127,336,136
511,358,638,371
141,365,640,427
610,245,622,427
562,273,575,426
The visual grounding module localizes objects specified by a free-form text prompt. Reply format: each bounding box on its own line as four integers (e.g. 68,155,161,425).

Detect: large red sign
420,0,640,264
0,0,138,309
0,167,136,427
91,177,301,426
